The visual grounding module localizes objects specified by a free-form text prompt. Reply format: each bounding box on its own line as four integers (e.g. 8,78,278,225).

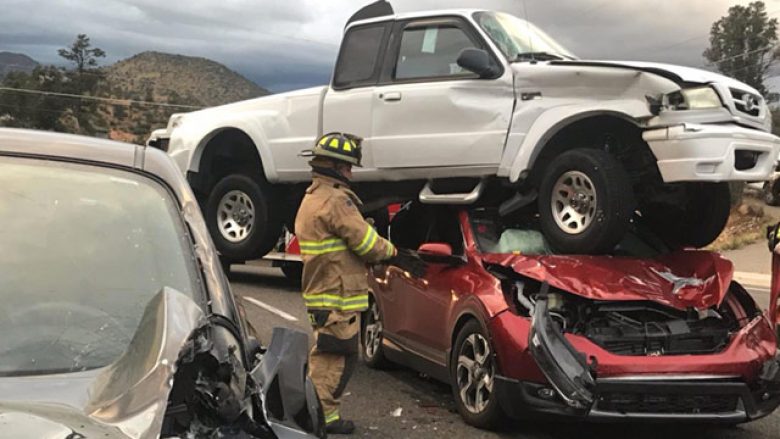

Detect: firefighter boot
326,419,355,435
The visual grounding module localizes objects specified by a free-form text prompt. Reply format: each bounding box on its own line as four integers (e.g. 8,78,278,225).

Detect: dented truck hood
550,59,760,94
482,250,734,310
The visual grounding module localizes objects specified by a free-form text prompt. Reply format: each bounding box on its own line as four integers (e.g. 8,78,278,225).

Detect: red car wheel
361,298,391,369
451,320,506,429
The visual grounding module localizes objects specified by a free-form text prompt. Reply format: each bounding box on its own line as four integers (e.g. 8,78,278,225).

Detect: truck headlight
168,114,185,129
664,86,723,110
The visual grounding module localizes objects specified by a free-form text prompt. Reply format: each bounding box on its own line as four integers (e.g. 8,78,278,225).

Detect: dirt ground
707,191,780,252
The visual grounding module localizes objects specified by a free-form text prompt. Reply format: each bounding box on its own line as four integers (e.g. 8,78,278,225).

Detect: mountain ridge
0,52,39,78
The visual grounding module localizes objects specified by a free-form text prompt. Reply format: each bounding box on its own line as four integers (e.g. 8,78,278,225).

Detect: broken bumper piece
643,123,780,183
252,327,326,439
495,375,780,422
528,284,596,410
521,283,780,422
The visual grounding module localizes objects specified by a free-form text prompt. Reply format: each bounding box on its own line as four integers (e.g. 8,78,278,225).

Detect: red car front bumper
489,309,780,422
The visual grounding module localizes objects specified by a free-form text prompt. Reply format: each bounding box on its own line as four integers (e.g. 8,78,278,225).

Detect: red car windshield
469,208,666,257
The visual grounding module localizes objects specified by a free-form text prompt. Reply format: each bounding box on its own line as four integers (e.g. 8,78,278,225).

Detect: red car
362,203,780,428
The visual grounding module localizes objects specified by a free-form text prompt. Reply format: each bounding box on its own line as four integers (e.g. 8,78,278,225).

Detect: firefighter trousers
308,309,360,425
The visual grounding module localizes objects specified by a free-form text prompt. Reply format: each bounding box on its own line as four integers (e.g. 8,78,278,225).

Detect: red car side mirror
418,242,453,257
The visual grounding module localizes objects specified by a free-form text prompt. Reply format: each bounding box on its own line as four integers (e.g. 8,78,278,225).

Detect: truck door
322,22,391,169
369,17,514,169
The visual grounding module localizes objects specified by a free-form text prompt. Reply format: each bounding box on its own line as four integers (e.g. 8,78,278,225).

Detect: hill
104,51,269,107
0,50,270,143
97,51,270,142
0,52,38,78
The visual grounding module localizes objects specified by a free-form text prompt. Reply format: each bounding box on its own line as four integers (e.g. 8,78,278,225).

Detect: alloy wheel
456,333,495,414
364,301,383,360
217,190,256,243
551,170,598,234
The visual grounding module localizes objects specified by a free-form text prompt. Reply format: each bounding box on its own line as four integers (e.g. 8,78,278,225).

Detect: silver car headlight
664,86,723,110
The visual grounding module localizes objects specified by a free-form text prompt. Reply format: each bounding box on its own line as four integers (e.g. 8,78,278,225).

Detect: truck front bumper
643,123,780,183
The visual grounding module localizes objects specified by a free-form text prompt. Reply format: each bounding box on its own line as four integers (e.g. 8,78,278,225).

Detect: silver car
0,129,324,439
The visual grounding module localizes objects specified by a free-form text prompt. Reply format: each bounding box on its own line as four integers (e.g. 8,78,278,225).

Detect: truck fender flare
188,120,278,182
504,100,651,183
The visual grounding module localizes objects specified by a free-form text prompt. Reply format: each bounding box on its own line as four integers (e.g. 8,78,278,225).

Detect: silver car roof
0,128,188,199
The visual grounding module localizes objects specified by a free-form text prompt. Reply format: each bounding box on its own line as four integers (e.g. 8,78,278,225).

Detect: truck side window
333,24,386,88
394,24,476,80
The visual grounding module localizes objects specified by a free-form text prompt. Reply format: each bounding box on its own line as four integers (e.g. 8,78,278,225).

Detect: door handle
379,91,402,102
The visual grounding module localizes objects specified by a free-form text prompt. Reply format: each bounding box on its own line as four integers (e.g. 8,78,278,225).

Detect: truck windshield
474,11,576,61
0,157,199,376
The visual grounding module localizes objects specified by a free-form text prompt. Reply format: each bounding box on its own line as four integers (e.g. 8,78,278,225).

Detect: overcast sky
2,0,780,92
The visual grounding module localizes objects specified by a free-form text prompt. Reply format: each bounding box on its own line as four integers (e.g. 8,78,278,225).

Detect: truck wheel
641,182,731,249
206,174,282,261
765,180,780,206
538,148,634,254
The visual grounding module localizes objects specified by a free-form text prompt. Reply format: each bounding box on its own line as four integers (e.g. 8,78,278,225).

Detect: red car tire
450,319,506,429
361,297,392,369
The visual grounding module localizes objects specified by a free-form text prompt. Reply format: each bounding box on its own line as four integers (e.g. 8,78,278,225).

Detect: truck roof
347,8,487,29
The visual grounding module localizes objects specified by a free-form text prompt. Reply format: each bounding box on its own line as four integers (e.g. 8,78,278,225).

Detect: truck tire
764,180,780,206
641,182,731,249
206,173,283,261
538,148,634,254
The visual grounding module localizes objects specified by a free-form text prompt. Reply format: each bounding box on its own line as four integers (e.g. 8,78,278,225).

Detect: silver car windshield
474,11,577,61
0,156,199,376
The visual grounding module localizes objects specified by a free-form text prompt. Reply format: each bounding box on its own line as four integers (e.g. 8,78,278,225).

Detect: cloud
2,0,779,92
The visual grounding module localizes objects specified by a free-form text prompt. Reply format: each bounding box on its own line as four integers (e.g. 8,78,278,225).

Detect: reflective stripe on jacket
295,173,395,312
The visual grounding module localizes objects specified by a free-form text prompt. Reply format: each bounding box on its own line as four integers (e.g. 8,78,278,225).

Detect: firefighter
296,132,425,435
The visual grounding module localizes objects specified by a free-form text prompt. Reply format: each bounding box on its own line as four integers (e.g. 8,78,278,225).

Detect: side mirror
457,48,498,78
418,242,453,257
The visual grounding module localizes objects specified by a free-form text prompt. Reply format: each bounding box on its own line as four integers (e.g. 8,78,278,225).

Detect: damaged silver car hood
0,288,205,439
551,59,760,93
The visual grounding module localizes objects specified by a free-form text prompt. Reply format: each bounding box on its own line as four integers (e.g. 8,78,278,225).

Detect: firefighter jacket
295,173,396,312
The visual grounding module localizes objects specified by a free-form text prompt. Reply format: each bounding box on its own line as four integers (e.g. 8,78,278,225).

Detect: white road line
244,296,299,322
734,271,771,286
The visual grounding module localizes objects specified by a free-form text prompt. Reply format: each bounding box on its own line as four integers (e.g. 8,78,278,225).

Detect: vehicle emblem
742,93,759,112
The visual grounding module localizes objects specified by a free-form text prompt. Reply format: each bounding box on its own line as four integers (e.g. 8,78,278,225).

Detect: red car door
391,207,470,366
402,260,470,364
376,203,436,347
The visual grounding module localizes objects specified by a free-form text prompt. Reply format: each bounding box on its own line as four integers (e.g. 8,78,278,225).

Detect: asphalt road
231,264,779,439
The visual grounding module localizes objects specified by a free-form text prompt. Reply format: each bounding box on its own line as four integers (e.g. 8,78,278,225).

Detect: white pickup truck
149,2,780,261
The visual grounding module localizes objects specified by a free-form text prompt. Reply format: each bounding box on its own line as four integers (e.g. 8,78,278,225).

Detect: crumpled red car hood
482,251,734,310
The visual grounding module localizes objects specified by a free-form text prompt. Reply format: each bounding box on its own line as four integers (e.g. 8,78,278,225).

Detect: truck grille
730,88,762,117
597,392,739,414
